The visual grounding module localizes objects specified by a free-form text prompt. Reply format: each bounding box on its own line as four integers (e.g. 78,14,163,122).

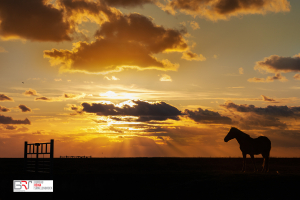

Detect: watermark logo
13,180,53,192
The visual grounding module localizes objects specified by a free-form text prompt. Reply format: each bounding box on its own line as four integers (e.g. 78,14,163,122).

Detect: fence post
35,143,40,173
50,139,54,175
24,141,27,172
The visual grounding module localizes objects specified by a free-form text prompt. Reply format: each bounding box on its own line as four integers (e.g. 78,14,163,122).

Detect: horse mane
231,127,252,139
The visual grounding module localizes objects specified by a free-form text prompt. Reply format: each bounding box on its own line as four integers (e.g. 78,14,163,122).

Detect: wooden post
24,141,27,172
35,143,40,173
50,139,54,175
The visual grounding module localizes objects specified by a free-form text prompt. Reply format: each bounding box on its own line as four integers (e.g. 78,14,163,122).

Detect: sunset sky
1,0,300,158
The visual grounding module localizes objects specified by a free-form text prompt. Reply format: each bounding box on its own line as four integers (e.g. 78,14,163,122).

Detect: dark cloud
0,114,30,124
5,125,17,130
184,108,232,124
44,13,187,74
261,95,278,103
34,96,61,102
0,0,71,41
165,0,290,21
221,102,300,118
35,96,52,101
102,0,155,7
254,54,300,73
95,13,187,54
23,88,38,96
80,100,182,121
18,104,32,112
0,94,13,101
0,105,10,112
218,101,300,129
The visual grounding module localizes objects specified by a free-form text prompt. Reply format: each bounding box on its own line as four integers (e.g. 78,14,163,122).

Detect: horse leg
262,157,265,172
262,152,269,172
242,153,246,172
250,154,256,172
265,152,270,172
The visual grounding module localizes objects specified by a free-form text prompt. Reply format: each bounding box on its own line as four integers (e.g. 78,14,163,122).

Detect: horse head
224,127,237,142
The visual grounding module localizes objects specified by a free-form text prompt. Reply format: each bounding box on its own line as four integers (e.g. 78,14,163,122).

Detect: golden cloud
160,74,172,82
248,73,288,83
44,13,186,74
23,88,39,96
190,21,200,30
181,51,206,61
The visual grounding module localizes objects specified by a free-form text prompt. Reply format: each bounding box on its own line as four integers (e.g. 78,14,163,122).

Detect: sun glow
99,91,138,100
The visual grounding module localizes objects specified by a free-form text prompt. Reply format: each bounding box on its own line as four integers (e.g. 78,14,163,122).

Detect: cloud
4,125,17,130
254,54,300,73
57,0,124,36
77,100,182,121
0,105,10,112
160,74,172,82
101,0,155,7
248,73,288,82
18,104,32,112
35,93,85,101
34,96,61,102
32,130,43,135
0,114,30,124
220,101,300,118
0,0,71,41
64,93,86,99
44,13,186,74
220,101,290,129
64,93,77,98
239,67,244,74
184,108,232,124
35,97,52,101
163,0,290,21
0,94,13,101
190,21,200,30
181,51,206,61
261,95,278,103
23,88,39,96
294,74,300,80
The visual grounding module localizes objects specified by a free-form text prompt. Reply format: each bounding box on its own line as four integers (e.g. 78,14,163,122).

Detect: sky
1,0,300,158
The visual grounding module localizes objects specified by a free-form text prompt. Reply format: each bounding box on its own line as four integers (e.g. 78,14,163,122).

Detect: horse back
254,136,271,151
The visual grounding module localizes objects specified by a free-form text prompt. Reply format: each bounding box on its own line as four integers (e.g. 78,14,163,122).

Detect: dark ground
1,157,300,199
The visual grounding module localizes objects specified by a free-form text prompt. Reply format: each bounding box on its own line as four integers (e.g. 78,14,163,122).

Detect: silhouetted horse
224,127,271,172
